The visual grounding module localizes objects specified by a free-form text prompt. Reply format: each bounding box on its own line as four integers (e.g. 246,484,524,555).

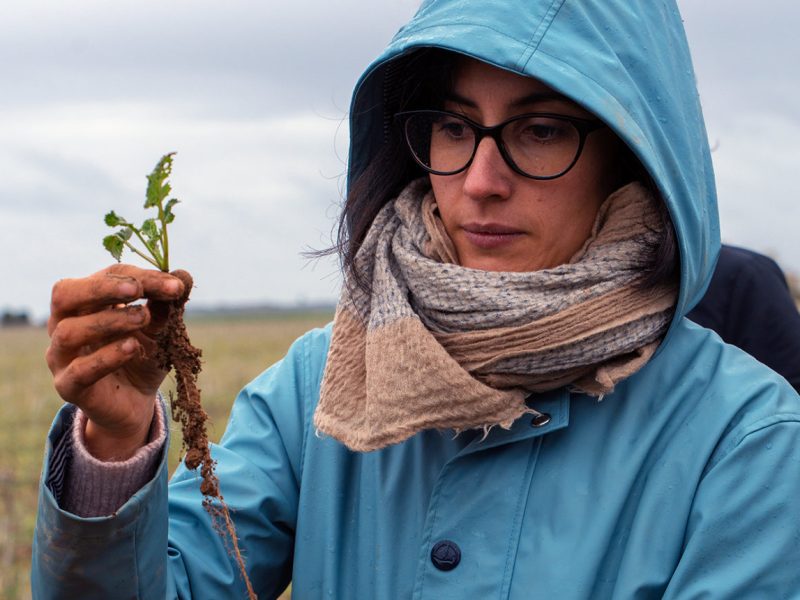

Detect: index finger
50,264,184,324
113,264,185,302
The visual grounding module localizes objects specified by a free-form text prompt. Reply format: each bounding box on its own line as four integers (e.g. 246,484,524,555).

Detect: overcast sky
1,0,798,321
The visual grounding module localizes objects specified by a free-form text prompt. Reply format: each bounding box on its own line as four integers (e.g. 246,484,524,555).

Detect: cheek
552,142,620,225
429,176,458,224
580,134,623,198
539,158,615,248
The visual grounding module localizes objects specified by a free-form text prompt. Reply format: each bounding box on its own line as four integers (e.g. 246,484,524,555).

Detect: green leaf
164,198,180,224
103,234,124,262
102,152,178,271
104,211,123,227
145,152,175,209
141,218,160,243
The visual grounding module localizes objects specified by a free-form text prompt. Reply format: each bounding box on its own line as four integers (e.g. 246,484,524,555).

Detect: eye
525,124,560,142
435,116,470,140
512,116,572,145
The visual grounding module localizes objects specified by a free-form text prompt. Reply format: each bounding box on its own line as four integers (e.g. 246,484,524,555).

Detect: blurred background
0,1,798,597
0,0,798,323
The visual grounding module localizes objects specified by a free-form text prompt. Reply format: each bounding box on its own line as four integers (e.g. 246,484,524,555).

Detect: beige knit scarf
314,178,677,451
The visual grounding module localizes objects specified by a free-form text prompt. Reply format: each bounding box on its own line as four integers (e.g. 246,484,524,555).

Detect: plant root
156,269,257,600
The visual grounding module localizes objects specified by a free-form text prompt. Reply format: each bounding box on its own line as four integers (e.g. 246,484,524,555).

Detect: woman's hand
45,264,185,461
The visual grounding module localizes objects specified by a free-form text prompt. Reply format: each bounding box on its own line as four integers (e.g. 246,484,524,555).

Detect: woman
33,0,800,598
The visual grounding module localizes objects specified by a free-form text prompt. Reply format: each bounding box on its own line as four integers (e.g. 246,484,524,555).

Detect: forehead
454,57,552,92
450,56,591,116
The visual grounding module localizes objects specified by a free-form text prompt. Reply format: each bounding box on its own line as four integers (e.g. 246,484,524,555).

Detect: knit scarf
314,178,677,451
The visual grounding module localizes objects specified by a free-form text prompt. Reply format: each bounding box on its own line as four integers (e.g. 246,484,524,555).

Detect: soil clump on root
155,269,257,599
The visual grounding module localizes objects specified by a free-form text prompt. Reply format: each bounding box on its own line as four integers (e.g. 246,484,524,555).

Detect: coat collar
460,388,570,457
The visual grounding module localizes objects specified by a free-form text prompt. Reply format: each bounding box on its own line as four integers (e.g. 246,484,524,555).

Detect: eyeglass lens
403,112,582,178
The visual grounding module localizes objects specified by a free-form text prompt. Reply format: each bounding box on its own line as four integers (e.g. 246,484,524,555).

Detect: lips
461,223,524,249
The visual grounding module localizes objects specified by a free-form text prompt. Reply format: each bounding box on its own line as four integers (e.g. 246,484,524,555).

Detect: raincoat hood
347,0,720,325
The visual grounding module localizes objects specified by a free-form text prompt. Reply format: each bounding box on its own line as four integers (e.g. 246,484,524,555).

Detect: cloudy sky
1,0,798,321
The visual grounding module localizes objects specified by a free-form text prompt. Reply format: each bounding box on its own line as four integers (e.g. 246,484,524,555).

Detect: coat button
530,412,551,427
430,540,461,571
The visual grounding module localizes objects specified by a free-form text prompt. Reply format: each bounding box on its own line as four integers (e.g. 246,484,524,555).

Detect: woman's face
429,58,622,272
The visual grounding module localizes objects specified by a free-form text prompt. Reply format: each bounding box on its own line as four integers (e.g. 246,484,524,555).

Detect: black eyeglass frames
395,110,606,180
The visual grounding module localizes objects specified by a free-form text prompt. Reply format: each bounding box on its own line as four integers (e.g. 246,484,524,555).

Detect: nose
462,136,513,201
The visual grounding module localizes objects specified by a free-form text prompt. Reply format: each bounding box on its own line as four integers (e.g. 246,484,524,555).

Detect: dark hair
616,148,679,289
326,48,678,291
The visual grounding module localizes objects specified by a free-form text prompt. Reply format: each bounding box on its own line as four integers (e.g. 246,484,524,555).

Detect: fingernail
128,307,146,324
121,338,138,354
119,281,139,298
163,279,181,295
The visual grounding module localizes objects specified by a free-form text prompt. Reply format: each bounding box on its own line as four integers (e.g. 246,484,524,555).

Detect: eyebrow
444,90,572,110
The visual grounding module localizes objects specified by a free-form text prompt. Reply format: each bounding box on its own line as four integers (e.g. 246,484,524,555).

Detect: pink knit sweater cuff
63,398,167,517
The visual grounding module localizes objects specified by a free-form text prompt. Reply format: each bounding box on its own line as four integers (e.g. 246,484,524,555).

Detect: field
0,312,332,599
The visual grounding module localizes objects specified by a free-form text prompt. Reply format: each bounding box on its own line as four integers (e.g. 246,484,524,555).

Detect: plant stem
162,223,169,273
159,199,170,272
129,227,165,271
122,240,162,269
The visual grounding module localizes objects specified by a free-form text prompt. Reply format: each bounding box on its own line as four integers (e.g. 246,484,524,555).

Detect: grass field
0,312,332,599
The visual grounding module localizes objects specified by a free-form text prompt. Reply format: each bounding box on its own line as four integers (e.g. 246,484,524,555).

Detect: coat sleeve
31,326,330,599
663,413,800,598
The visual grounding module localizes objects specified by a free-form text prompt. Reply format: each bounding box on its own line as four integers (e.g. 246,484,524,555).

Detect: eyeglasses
395,110,606,180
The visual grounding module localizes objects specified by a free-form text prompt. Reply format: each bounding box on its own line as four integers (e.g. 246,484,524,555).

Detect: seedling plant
104,153,256,599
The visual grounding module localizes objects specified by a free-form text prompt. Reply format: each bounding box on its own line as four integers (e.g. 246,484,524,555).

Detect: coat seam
729,414,800,449
132,517,141,599
412,457,456,600
499,438,542,599
298,333,311,479
705,414,800,473
517,0,566,70
394,22,532,49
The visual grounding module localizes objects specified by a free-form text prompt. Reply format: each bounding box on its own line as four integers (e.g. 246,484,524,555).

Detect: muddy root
156,269,256,600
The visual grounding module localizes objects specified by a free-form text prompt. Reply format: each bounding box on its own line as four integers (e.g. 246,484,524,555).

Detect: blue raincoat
32,1,800,598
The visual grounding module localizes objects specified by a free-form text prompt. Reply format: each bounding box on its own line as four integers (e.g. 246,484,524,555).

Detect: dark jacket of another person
689,244,800,392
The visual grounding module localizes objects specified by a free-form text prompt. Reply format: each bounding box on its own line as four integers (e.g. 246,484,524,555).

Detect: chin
461,256,531,273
